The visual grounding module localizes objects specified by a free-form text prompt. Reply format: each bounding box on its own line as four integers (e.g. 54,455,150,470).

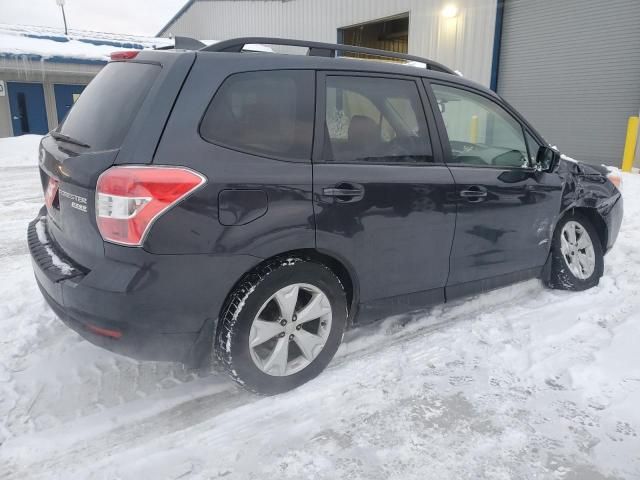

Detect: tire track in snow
5,273,631,478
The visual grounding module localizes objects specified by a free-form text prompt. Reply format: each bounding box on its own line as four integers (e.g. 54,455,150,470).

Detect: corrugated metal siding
161,0,497,86
498,0,640,165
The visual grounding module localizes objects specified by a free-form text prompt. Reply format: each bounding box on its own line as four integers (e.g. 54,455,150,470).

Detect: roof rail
200,37,455,74
155,36,206,51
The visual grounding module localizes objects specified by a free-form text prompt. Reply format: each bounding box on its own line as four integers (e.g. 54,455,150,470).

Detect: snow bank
0,135,42,167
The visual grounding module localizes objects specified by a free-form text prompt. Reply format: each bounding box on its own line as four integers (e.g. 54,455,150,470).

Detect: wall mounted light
441,4,459,18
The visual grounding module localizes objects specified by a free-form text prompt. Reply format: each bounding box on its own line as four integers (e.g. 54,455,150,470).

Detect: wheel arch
557,206,608,252
217,248,359,329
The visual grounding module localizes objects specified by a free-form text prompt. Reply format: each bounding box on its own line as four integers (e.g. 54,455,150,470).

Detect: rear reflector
44,177,59,208
110,50,139,61
96,166,206,246
86,324,123,339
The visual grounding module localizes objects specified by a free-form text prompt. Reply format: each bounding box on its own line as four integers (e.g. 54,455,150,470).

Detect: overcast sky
0,0,188,37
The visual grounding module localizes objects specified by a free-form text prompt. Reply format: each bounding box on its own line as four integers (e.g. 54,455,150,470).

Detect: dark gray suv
29,38,623,394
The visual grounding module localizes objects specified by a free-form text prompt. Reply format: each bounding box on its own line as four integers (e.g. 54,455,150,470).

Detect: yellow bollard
621,116,639,172
470,115,479,143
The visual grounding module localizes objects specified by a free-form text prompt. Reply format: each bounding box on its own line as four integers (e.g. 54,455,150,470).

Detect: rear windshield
57,62,160,151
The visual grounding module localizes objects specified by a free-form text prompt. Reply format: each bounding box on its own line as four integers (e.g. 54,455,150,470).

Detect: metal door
7,82,48,135
54,84,85,124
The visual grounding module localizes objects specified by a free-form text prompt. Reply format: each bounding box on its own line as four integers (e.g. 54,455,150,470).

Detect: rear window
200,70,315,161
57,62,160,151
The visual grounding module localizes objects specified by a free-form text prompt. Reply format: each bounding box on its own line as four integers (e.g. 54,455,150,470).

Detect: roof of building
158,0,197,36
0,24,173,65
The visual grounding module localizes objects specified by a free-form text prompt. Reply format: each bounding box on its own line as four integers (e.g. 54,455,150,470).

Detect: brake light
96,166,206,246
110,50,139,61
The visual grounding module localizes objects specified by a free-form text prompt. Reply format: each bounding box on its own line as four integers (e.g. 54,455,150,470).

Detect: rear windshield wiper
50,131,91,149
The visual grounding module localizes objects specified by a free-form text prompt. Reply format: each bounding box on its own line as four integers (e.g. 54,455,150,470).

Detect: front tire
215,257,347,395
547,213,604,291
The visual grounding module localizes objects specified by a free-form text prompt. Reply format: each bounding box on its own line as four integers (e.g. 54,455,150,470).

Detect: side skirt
353,266,543,326
355,288,444,325
445,267,542,301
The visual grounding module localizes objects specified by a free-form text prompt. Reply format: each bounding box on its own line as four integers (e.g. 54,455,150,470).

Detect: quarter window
200,70,314,161
525,130,541,165
431,84,529,168
324,76,433,163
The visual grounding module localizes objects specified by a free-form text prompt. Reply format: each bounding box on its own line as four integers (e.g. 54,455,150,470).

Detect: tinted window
324,76,432,163
431,84,529,168
200,70,314,160
58,62,160,151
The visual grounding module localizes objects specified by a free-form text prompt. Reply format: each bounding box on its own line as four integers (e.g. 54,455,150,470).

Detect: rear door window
58,62,160,151
200,70,315,161
323,76,433,163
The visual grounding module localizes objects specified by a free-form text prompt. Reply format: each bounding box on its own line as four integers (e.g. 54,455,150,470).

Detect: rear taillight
110,50,139,61
96,166,206,246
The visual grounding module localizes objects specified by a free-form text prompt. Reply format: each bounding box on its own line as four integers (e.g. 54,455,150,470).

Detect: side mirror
536,146,560,172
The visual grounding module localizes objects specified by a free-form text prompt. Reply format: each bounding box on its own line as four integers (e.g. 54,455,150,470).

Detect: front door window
431,84,529,168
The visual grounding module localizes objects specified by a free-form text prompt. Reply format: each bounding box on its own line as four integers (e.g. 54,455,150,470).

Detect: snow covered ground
1,135,639,479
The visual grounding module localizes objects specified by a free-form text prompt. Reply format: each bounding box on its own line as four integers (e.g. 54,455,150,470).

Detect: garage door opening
338,14,409,61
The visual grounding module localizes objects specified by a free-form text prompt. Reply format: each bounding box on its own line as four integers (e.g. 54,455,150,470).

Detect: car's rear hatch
38,51,196,269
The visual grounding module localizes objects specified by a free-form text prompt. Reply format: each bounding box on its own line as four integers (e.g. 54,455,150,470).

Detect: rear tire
215,257,347,395
547,213,604,291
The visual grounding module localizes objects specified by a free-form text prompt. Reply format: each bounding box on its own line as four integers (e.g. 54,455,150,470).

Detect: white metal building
159,0,640,166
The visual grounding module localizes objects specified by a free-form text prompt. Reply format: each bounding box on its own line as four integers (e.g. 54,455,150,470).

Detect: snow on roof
0,24,173,63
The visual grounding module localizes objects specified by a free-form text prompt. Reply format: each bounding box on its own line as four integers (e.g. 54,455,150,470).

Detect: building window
338,14,409,59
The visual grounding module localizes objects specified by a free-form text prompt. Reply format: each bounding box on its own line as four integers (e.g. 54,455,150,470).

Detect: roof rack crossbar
200,37,455,74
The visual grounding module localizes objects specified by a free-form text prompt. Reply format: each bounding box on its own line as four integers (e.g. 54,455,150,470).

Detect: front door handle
322,183,364,202
460,186,488,202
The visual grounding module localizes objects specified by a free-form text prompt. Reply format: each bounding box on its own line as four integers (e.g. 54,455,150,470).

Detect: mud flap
540,249,554,285
185,317,217,369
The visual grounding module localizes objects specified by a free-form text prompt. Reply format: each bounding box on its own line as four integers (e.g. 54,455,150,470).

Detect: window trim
425,79,540,171
313,70,444,167
524,128,542,167
198,69,316,164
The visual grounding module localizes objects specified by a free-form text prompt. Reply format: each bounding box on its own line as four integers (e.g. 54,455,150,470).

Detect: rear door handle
322,183,364,202
460,186,488,202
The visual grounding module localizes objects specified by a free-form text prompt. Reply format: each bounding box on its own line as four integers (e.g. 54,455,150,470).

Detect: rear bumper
28,209,258,365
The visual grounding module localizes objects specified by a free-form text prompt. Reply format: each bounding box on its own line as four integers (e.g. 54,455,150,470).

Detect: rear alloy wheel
547,213,604,291
216,257,347,394
249,283,332,376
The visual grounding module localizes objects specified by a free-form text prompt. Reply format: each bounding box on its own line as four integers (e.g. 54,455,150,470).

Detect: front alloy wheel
560,220,596,280
548,213,604,291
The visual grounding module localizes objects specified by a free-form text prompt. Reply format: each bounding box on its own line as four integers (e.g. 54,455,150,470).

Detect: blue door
7,82,48,135
54,84,85,124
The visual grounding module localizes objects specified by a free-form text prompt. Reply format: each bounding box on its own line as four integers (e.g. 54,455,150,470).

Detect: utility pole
56,0,68,36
